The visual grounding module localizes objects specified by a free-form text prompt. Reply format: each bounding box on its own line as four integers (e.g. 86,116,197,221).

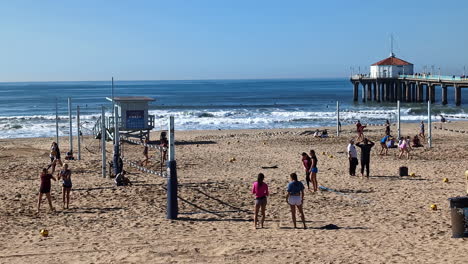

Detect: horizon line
0,76,350,84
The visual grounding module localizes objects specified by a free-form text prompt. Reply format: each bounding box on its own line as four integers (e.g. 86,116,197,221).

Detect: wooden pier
350,75,468,106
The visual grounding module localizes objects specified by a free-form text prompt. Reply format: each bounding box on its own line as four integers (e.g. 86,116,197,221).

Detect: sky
1,0,467,82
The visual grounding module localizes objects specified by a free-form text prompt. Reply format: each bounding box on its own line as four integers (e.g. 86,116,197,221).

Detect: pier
350,75,468,106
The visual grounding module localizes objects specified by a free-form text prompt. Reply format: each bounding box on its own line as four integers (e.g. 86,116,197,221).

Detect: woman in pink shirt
252,173,269,229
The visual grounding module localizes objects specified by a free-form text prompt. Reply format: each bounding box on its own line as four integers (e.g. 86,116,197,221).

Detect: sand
0,122,467,264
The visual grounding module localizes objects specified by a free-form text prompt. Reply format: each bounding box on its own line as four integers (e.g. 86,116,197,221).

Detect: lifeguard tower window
106,96,155,132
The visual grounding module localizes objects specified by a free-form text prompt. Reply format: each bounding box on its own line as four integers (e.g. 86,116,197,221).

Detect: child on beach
37,168,56,213
398,137,410,160
57,164,72,209
301,153,312,190
286,173,306,229
251,173,269,229
347,139,358,176
309,150,319,192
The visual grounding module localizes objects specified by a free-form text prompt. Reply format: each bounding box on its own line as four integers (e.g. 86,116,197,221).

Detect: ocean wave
0,107,466,139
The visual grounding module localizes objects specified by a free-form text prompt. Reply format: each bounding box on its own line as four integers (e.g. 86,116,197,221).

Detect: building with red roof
370,53,413,78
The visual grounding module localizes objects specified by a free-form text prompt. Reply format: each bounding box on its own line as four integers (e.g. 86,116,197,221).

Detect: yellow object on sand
443,178,449,183
410,172,416,177
40,229,49,237
465,170,468,178
229,157,236,162
430,204,437,211
328,155,334,158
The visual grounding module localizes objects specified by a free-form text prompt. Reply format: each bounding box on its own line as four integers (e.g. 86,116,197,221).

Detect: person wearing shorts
379,135,390,156
251,173,269,229
286,173,306,229
309,150,319,192
37,168,56,213
398,136,411,160
57,164,72,209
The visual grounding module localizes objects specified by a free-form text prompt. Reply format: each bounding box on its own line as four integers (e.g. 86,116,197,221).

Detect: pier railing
399,75,468,81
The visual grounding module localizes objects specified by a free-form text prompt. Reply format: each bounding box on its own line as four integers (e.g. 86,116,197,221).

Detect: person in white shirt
347,139,358,176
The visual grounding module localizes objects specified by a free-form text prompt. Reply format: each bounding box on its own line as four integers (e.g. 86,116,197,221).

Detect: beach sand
0,122,467,263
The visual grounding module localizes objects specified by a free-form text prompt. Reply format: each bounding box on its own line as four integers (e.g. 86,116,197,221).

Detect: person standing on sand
309,150,319,192
37,168,56,213
356,138,375,178
251,173,269,229
57,164,72,209
301,153,312,190
160,132,169,164
418,121,425,140
385,120,391,136
347,139,358,176
286,173,306,229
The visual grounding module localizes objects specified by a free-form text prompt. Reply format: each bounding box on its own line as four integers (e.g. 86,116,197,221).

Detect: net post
336,101,340,137
77,105,81,160
101,106,106,178
167,116,178,219
397,100,401,139
428,100,432,148
55,97,59,146
68,97,73,153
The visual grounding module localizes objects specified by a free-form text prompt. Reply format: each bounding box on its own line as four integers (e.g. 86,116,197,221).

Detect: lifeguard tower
93,96,155,141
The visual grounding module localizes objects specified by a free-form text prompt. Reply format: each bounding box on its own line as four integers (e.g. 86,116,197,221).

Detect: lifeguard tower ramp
93,96,155,141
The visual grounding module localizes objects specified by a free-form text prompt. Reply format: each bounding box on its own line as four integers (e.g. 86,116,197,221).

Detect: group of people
252,172,307,229
140,132,169,167
37,163,72,213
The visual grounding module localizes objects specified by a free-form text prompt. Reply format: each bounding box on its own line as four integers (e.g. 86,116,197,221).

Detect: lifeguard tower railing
92,114,155,141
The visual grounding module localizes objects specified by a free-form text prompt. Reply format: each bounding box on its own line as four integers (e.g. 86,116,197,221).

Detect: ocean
0,79,467,139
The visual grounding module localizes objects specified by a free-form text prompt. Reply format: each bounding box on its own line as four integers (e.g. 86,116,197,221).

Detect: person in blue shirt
286,173,306,229
379,135,390,156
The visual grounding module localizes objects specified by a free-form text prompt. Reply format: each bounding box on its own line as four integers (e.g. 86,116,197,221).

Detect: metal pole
111,77,115,144
167,116,178,219
428,100,432,148
68,97,73,153
101,106,106,177
55,97,59,146
114,105,119,147
397,100,401,139
336,101,340,137
77,106,81,160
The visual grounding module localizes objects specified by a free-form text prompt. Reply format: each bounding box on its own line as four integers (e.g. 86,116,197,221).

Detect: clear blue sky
1,0,467,81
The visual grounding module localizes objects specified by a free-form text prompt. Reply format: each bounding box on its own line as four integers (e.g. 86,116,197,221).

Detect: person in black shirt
356,138,375,178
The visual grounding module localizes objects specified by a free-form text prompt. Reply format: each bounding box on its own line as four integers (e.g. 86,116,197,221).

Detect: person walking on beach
251,173,269,229
379,135,390,156
356,138,375,178
301,153,312,190
309,150,319,192
418,121,425,140
347,139,358,176
57,164,72,209
286,173,306,229
37,168,56,213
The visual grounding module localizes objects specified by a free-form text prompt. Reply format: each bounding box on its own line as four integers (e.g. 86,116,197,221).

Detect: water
0,79,467,139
